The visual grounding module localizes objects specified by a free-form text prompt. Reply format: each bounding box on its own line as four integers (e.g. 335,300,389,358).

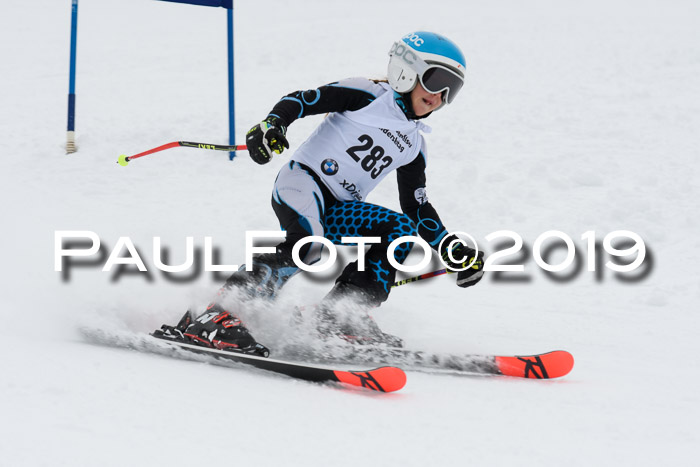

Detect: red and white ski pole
117,141,247,166
392,268,452,288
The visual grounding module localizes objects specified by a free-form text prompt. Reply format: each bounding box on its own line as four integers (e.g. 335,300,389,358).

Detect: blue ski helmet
388,31,466,105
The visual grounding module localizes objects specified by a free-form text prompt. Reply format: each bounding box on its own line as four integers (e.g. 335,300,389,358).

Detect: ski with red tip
80,327,406,393
283,345,575,379
150,334,407,392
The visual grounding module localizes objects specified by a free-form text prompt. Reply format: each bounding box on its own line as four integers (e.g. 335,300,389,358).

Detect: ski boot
159,304,270,357
315,282,404,348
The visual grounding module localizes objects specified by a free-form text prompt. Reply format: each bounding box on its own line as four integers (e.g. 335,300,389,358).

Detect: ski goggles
389,41,464,104
418,64,464,104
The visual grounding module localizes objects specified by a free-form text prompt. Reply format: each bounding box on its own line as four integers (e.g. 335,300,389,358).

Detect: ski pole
392,268,451,288
117,141,248,166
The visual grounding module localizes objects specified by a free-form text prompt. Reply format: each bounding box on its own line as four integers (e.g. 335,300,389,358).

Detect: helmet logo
403,32,424,47
389,42,418,65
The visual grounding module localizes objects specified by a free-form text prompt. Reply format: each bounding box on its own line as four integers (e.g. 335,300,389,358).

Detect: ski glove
246,117,289,165
440,234,485,288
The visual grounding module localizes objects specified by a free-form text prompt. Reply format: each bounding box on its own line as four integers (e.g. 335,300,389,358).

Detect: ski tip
334,366,407,393
495,350,574,379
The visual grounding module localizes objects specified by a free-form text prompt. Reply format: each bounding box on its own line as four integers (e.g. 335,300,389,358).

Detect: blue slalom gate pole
66,0,79,153
227,5,236,160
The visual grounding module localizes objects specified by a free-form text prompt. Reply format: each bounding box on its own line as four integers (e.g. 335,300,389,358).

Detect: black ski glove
440,234,485,288
245,116,289,165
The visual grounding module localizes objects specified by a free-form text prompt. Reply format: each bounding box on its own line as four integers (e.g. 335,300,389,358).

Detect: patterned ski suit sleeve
396,140,449,250
267,78,380,127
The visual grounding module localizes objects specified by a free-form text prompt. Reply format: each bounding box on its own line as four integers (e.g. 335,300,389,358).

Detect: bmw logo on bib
321,158,339,176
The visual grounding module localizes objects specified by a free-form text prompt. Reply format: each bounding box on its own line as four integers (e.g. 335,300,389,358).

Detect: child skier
170,31,485,354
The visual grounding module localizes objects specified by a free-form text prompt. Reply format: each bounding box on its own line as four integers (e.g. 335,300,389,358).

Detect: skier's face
411,83,443,116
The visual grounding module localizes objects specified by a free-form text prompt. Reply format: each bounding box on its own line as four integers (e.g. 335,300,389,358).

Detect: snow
2,0,699,465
